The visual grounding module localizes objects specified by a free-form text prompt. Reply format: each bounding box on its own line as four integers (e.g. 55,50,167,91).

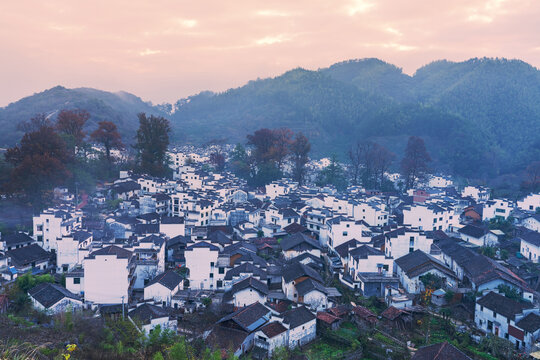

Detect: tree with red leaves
5,124,71,207
401,136,431,189
272,128,294,171
56,109,90,148
246,128,276,165
90,121,124,163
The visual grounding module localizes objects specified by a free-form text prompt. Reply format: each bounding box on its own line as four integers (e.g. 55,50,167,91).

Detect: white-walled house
223,276,269,308
520,232,540,263
160,216,186,238
254,322,289,357
475,291,540,351
144,270,184,306
462,186,490,203
458,225,498,247
265,181,294,199
65,267,84,296
33,208,82,252
129,303,177,335
384,227,433,261
482,199,514,221
402,203,457,232
56,230,92,273
352,200,389,227
28,283,83,314
324,216,368,250
84,246,134,305
184,241,220,289
517,193,540,213
283,306,317,348
348,245,393,279
523,214,540,233
280,233,322,260
394,250,458,294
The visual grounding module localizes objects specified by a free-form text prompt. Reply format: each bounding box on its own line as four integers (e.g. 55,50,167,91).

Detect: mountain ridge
1,57,539,178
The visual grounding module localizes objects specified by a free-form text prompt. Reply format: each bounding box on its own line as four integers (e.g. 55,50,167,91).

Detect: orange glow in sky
1,0,539,106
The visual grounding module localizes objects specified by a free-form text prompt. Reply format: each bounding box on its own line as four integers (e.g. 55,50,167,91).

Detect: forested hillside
2,57,539,178
0,86,164,147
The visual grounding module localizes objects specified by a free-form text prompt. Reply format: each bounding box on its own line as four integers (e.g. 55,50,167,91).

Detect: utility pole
122,295,125,320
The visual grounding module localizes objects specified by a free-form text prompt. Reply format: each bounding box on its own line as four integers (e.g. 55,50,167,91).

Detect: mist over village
1,1,540,360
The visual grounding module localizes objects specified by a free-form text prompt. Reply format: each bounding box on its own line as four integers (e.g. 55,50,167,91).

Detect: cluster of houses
0,149,540,357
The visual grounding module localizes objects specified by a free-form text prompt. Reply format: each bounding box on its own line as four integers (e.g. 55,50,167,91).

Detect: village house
33,208,82,252
184,241,220,290
28,282,83,314
6,244,50,275
207,302,273,357
394,250,458,294
56,230,92,273
458,224,498,247
402,203,458,232
436,238,532,301
223,276,269,309
0,232,34,251
517,193,540,213
323,216,368,250
129,303,177,334
523,214,540,233
461,186,490,203
283,306,317,348
475,291,540,351
352,199,389,227
280,232,322,260
384,227,433,260
411,341,471,360
84,245,135,305
144,270,184,306
253,321,289,357
482,199,514,221
520,232,540,263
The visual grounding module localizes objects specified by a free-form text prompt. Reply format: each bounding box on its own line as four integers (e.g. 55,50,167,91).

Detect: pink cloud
0,0,539,106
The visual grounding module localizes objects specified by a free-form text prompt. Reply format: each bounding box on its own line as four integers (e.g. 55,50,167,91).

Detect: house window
493,311,496,317
218,267,224,274
342,232,348,236
210,262,214,267
210,273,214,278
74,278,80,284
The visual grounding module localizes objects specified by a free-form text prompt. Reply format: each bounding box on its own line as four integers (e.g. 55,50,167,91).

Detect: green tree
134,113,171,177
169,338,188,360
290,132,311,185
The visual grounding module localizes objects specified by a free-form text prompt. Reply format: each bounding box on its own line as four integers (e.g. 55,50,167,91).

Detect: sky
1,0,539,107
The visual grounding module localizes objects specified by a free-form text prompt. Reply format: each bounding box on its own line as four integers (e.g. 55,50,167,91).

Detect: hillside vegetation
2,57,539,178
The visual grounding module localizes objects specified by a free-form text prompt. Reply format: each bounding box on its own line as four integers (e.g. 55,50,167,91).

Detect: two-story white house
403,203,458,232
184,241,220,290
384,227,433,261
84,245,134,305
517,193,540,213
482,199,514,221
475,291,540,351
